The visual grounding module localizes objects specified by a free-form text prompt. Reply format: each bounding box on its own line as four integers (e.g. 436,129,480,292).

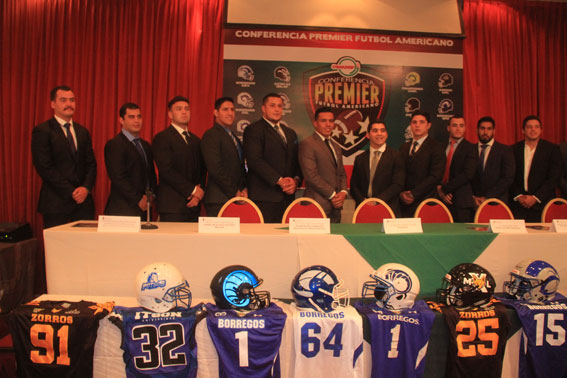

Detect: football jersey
205,302,287,378
287,303,364,378
9,300,113,378
502,297,567,378
355,300,435,378
110,305,204,378
436,301,511,378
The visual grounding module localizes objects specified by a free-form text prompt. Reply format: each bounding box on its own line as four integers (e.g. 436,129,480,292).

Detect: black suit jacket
31,118,97,215
441,139,477,208
511,139,561,208
152,126,206,215
243,118,301,203
472,141,515,203
104,132,157,216
350,145,404,215
399,136,446,203
201,123,246,205
559,142,567,196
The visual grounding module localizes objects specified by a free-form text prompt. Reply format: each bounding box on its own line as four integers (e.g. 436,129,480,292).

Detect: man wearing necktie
299,107,347,223
243,93,302,223
471,116,515,207
201,97,247,217
436,115,477,222
350,121,405,216
31,85,97,228
398,110,445,217
103,103,157,219
152,96,206,222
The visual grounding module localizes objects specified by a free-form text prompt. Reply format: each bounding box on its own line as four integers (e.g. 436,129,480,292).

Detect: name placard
382,218,423,234
488,219,527,233
289,218,330,234
198,217,240,234
551,219,567,233
97,215,140,233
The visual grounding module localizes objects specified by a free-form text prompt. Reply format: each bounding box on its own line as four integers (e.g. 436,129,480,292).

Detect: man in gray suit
299,107,347,223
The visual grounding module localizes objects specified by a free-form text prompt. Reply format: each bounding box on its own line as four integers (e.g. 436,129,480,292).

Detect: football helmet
136,262,192,313
438,99,454,114
237,92,254,108
404,98,421,113
291,265,349,312
436,263,495,309
237,65,255,81
503,259,560,303
404,72,420,87
362,263,420,310
210,265,270,311
274,66,291,82
438,73,454,88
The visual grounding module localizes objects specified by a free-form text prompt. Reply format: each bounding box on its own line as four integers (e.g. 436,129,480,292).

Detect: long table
44,222,567,299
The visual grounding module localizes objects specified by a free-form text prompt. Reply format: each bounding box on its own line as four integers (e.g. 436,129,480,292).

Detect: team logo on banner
437,98,454,120
274,66,291,88
404,97,421,116
303,56,388,157
438,73,453,94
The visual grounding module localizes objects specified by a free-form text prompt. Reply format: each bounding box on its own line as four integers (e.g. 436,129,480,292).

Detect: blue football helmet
362,263,420,310
504,259,560,303
210,265,270,311
136,262,192,313
291,265,349,312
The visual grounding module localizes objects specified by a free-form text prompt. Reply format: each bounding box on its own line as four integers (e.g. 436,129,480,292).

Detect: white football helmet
504,259,560,303
136,262,192,312
362,263,420,310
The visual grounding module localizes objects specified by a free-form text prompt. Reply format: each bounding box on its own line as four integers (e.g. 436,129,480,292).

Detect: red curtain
463,0,567,144
0,0,224,234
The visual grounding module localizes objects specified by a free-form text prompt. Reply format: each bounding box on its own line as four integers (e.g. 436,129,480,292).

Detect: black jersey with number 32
9,300,113,378
440,301,511,378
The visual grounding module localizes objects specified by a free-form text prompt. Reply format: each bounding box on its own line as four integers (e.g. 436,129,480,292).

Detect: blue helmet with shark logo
436,263,495,309
210,265,270,311
136,262,191,313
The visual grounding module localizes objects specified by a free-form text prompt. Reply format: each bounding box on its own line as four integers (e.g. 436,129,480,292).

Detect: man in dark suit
471,116,515,206
559,141,567,197
299,107,347,223
31,85,97,228
152,96,206,222
399,110,446,217
104,103,157,219
436,115,477,222
201,97,247,216
243,93,301,223
511,115,561,222
350,120,404,216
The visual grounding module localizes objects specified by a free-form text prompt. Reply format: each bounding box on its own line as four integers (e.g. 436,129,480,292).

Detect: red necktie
443,140,455,184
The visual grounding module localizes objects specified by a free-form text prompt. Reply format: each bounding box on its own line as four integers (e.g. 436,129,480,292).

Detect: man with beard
471,116,515,206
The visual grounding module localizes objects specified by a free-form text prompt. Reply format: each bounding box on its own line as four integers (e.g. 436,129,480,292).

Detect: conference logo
438,73,453,94
404,97,421,116
402,71,423,93
236,65,256,87
274,66,291,88
303,56,389,157
279,93,292,114
437,98,454,120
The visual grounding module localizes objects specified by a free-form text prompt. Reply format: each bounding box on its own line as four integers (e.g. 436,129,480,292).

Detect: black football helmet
210,265,270,311
436,263,495,309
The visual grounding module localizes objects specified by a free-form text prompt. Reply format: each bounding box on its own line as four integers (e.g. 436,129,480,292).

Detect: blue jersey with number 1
502,296,567,378
355,300,435,378
111,305,203,378
205,302,286,378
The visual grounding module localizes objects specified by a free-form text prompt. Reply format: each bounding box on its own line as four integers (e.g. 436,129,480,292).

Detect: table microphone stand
142,189,158,230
